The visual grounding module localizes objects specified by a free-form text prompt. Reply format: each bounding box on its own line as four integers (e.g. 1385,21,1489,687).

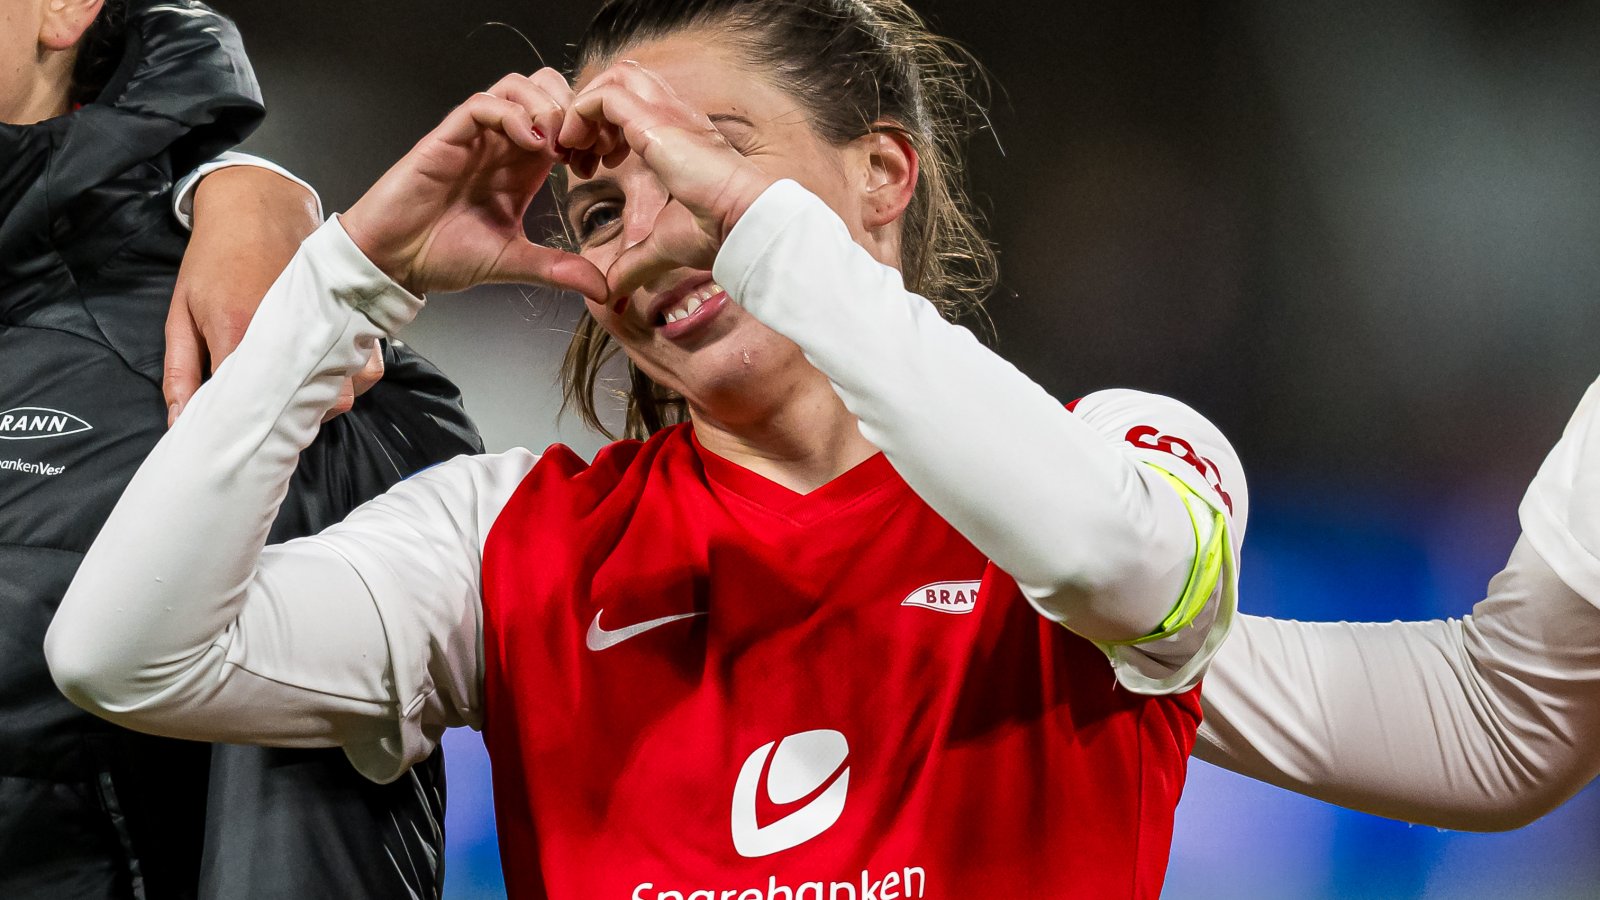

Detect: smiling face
565,29,901,429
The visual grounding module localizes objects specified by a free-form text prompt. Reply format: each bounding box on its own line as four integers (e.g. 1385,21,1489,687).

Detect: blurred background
212,1,1600,896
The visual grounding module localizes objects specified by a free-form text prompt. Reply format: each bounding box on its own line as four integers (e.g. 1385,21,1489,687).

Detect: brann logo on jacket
0,407,92,440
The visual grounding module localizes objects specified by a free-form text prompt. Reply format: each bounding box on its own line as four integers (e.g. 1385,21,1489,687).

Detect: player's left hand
166,166,383,426
561,61,778,301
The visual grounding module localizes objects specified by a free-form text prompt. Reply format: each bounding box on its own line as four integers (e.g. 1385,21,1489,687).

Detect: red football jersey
480,425,1200,899
52,209,1241,899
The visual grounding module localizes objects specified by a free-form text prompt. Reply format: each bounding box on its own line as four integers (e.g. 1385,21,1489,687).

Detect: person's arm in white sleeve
712,180,1248,693
45,217,530,784
1197,377,1600,830
1197,540,1600,831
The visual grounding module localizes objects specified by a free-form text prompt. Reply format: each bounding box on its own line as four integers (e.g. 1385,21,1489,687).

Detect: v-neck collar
690,428,905,527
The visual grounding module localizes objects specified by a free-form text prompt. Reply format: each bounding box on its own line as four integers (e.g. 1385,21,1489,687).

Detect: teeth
660,281,723,325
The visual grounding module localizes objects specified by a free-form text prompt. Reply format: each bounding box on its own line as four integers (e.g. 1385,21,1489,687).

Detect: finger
163,300,204,427
529,68,578,146
558,66,649,155
324,344,385,423
434,92,543,154
564,66,650,156
587,124,621,163
488,74,565,148
601,144,631,170
199,307,252,373
556,102,603,154
468,93,543,151
569,149,602,180
556,72,611,153
322,376,357,423
529,67,576,102
582,109,626,161
491,239,609,299
582,108,632,171
570,83,700,164
605,230,679,302
579,60,682,115
352,343,385,397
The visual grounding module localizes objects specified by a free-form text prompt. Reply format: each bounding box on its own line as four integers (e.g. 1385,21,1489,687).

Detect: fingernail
167,402,180,428
532,125,547,141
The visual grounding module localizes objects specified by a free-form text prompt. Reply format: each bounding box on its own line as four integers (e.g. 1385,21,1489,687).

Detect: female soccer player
45,1,1245,897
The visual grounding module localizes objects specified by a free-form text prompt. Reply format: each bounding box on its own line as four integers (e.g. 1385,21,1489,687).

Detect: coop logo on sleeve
0,407,93,441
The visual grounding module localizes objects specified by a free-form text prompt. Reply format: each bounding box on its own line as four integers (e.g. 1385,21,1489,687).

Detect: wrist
339,201,421,294
717,168,780,242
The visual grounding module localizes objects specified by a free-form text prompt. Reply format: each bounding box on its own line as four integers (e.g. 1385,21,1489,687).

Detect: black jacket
0,3,481,897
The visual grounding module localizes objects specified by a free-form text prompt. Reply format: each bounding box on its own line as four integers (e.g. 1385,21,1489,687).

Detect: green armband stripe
1105,467,1229,647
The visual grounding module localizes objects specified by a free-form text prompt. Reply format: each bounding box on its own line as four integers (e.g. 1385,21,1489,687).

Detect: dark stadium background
212,1,1600,896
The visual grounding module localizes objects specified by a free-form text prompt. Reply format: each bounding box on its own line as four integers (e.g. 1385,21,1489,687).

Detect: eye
576,202,622,243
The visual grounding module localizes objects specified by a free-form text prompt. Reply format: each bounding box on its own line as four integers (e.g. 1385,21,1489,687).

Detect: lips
643,273,731,339
660,280,725,324
646,274,714,324
659,288,730,339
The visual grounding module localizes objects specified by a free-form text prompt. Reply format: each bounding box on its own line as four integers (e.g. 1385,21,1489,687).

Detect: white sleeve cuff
172,150,324,231
712,179,820,298
313,215,427,335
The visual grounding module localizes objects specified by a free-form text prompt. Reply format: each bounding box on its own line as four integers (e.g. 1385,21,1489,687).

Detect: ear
852,127,919,229
39,0,105,52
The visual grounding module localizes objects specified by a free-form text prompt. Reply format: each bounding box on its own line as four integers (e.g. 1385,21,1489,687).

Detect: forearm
173,151,323,231
713,181,1211,641
47,218,421,740
1197,536,1600,831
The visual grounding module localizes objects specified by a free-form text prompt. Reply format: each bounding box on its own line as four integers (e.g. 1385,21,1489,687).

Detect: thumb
199,307,251,374
491,239,608,301
163,301,204,427
352,342,386,397
605,233,677,304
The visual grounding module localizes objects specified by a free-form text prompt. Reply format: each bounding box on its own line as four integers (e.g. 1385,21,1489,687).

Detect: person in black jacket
0,2,480,897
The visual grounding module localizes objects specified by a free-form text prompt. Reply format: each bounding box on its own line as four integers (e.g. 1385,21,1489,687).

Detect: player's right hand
342,70,607,301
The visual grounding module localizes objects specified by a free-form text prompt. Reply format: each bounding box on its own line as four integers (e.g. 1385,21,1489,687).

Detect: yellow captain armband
1103,466,1230,647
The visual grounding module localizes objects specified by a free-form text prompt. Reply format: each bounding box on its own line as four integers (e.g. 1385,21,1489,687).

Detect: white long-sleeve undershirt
1197,378,1600,831
47,180,1236,783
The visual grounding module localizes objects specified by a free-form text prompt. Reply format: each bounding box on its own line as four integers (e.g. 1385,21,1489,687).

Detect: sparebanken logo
731,730,850,858
0,407,92,441
901,580,980,615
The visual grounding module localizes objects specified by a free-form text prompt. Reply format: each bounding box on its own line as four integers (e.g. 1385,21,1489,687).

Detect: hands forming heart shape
343,62,777,307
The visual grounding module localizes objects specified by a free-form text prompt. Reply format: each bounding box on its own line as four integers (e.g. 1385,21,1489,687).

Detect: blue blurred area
439,480,1599,898
441,727,505,900
1167,479,1600,898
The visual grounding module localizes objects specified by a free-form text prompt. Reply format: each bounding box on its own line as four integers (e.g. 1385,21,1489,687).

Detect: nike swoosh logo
585,609,707,651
